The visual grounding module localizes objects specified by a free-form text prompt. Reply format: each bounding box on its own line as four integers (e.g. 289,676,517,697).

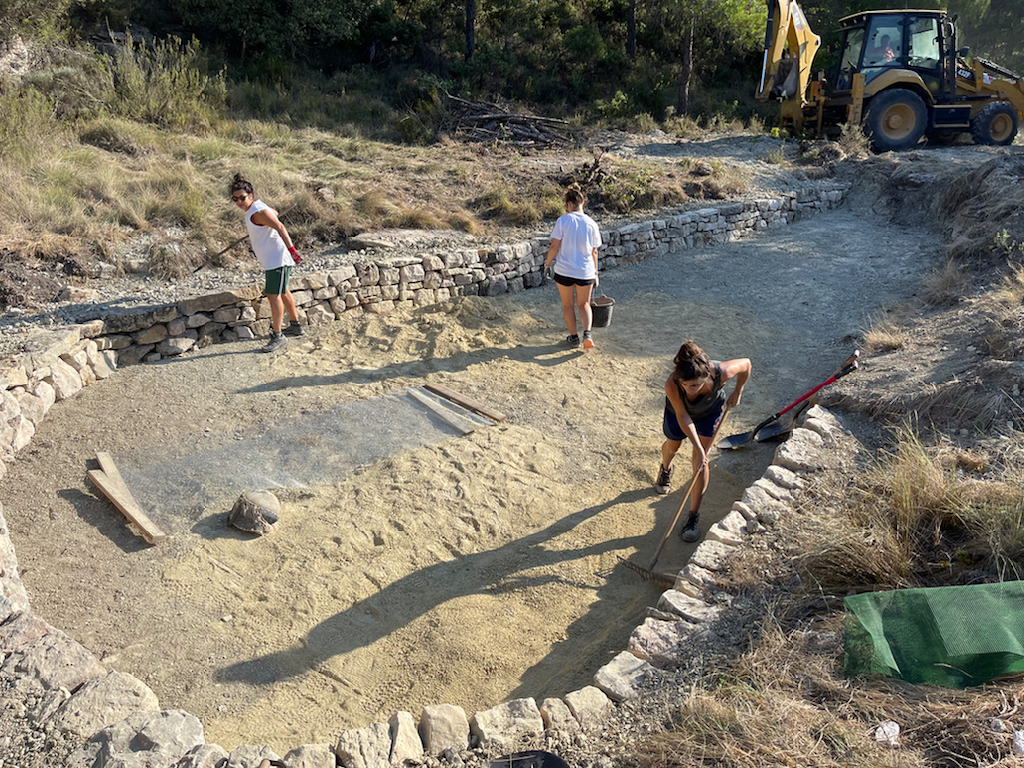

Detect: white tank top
245,200,294,270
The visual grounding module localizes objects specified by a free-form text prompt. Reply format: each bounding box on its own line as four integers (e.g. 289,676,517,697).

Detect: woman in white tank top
230,173,304,353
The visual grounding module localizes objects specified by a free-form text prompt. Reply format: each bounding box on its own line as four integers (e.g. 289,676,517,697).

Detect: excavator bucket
757,0,821,105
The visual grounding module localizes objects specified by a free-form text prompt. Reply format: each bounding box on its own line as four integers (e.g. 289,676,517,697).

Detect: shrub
0,86,62,161
101,35,226,131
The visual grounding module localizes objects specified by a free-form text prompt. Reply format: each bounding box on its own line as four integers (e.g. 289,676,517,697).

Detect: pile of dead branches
442,95,575,147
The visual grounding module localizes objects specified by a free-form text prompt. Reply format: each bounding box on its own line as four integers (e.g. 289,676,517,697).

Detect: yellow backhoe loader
757,0,1024,151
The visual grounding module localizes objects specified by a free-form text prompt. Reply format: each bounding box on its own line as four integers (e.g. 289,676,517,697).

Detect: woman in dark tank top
657,340,751,542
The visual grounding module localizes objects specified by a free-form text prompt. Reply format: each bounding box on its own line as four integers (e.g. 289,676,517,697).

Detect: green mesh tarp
844,582,1024,688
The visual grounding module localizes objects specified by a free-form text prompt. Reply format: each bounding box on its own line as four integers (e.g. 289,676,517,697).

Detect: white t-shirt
551,211,601,280
245,200,295,270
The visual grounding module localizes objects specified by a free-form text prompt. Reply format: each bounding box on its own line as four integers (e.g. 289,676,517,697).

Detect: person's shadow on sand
215,487,658,687
234,341,586,395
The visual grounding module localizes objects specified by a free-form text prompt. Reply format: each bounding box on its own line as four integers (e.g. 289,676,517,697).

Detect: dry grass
796,424,1024,587
1,107,706,265
636,609,1024,768
920,259,972,306
633,420,1024,768
865,376,1009,432
861,312,907,352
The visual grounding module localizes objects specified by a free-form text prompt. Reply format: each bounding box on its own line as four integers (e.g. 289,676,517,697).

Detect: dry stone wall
0,187,849,767
87,187,842,368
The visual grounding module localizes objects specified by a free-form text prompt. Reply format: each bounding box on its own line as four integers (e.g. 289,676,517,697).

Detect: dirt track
0,197,945,753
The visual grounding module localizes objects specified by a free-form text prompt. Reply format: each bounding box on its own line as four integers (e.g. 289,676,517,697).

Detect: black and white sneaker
283,323,305,337
583,330,595,350
655,465,672,494
566,334,582,348
681,512,701,542
262,332,287,353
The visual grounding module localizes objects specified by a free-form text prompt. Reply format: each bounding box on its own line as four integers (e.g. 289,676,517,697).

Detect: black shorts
554,272,596,287
663,403,724,441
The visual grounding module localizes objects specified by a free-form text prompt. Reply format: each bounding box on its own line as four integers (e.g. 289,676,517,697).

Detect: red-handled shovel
719,351,859,451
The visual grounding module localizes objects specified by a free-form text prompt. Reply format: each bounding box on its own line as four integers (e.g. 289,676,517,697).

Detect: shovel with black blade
719,350,859,451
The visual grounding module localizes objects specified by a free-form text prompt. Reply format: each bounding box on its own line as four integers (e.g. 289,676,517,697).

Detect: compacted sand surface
2,206,939,751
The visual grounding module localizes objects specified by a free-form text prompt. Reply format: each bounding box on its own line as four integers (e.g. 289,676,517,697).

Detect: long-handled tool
719,351,859,451
194,205,298,274
620,409,731,587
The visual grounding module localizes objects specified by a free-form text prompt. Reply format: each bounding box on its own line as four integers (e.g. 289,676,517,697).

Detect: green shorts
264,266,292,296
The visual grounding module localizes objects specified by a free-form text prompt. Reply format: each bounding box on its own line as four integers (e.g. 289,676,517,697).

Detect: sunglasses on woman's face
231,193,248,202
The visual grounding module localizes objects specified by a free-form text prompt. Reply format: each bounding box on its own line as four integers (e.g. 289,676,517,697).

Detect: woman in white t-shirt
543,185,602,349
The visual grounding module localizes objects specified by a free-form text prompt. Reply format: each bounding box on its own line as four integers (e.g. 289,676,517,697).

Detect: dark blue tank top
666,362,725,420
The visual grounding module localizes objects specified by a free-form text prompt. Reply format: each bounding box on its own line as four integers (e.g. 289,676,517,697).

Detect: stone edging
0,187,848,767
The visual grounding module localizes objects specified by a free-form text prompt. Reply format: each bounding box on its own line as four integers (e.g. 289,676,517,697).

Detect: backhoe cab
757,1,1024,151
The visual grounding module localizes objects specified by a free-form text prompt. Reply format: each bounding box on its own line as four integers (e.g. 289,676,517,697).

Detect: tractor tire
971,101,1019,146
864,90,928,152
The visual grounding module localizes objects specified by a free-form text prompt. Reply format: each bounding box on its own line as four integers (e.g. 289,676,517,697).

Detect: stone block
675,565,716,593
628,617,698,668
689,539,737,572
336,721,391,768
283,743,336,768
419,703,469,754
23,327,82,369
177,288,261,316
657,590,718,623
52,670,160,739
594,650,652,701
133,324,167,345
68,710,204,768
13,390,45,426
564,686,612,731
388,711,422,766
773,427,825,472
753,476,794,503
470,698,543,753
213,307,241,324
538,698,580,734
2,629,105,692
185,313,211,328
740,483,789,525
306,303,335,325
45,358,83,400
764,464,803,490
157,337,195,356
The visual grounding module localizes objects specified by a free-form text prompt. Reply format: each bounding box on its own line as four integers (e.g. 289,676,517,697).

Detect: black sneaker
681,512,701,542
655,465,672,494
283,322,305,337
567,334,582,348
261,332,287,353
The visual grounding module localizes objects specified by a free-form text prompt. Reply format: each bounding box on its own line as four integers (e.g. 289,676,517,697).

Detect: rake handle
195,205,298,273
648,408,731,571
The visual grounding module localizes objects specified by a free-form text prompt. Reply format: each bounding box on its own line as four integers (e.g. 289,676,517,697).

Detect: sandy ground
1,205,941,752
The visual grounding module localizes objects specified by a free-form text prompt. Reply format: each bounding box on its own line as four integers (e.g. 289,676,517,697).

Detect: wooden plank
87,468,168,545
422,382,506,423
95,452,128,493
407,389,476,435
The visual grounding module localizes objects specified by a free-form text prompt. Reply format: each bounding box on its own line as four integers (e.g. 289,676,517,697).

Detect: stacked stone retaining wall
0,187,848,767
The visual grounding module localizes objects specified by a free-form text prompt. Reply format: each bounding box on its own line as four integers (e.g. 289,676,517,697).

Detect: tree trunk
676,19,694,115
465,0,476,61
627,0,637,61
